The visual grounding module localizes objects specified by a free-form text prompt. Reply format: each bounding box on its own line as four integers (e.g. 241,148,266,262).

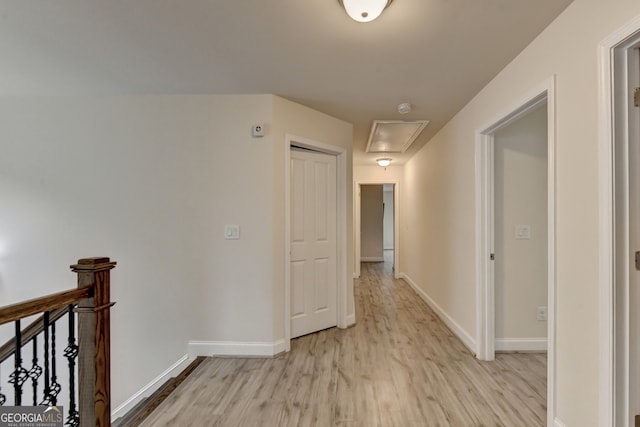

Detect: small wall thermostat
252,123,265,137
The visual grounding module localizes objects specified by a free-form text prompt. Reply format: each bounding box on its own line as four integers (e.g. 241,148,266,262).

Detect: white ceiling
0,0,573,165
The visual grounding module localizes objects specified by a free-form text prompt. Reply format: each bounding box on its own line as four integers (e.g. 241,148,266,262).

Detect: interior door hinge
635,251,640,271
634,87,640,107
490,253,495,261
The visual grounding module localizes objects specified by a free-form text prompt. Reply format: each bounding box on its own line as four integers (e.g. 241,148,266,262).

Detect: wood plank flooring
139,256,546,426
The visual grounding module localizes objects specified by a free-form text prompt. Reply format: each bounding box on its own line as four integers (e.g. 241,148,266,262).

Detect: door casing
598,15,640,427
475,76,557,426
290,147,337,338
284,134,349,352
354,181,400,279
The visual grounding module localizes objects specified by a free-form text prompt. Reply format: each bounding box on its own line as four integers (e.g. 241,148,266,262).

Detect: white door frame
354,181,400,279
475,76,557,425
598,15,640,427
284,134,348,352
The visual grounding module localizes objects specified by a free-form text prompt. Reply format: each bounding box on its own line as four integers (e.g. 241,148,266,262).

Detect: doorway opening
354,181,399,279
284,134,349,352
493,104,548,352
475,76,556,425
289,147,338,339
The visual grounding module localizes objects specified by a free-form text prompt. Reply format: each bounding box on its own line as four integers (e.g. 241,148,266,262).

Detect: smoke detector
397,102,412,114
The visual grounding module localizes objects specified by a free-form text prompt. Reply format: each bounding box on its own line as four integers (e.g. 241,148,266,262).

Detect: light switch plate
225,224,240,240
515,225,531,240
537,306,548,321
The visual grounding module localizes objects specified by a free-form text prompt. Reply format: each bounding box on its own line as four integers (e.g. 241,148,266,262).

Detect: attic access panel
365,120,429,153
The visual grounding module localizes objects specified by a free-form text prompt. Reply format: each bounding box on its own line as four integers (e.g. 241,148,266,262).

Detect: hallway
138,258,546,426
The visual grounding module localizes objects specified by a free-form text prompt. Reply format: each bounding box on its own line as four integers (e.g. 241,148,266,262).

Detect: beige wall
400,0,640,424
361,185,384,261
0,94,353,412
354,165,404,183
494,105,548,340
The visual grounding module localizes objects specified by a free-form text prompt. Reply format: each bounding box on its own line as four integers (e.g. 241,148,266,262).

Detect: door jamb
598,15,640,427
284,134,348,352
354,181,400,279
475,76,556,426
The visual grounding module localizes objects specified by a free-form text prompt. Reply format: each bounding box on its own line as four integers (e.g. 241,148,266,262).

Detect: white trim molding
345,313,356,327
354,180,401,280
188,339,287,358
495,338,547,352
597,14,640,427
285,134,351,349
111,354,192,419
554,418,568,427
360,257,384,262
400,273,476,353
114,339,288,419
474,76,557,426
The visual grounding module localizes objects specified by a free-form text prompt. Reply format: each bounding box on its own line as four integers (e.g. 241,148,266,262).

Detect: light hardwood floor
139,255,546,426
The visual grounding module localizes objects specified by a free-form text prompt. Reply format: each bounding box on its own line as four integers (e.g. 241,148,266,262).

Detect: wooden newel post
71,257,116,427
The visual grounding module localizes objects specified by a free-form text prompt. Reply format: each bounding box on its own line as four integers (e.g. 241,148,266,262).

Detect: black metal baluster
28,336,43,405
41,312,51,406
49,321,61,405
9,320,28,405
64,304,79,427
0,362,6,405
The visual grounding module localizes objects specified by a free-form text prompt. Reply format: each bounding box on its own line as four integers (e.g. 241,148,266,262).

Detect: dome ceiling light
338,0,394,23
376,158,392,167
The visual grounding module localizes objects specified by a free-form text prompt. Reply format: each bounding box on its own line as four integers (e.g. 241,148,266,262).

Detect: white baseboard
114,339,286,419
400,273,476,353
554,418,567,427
188,339,286,358
344,313,356,327
495,338,547,352
360,257,384,262
112,353,191,419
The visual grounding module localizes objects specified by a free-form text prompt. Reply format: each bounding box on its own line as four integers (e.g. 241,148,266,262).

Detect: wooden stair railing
0,257,116,427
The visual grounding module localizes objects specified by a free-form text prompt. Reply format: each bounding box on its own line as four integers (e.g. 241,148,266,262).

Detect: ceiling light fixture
338,0,394,23
376,158,392,167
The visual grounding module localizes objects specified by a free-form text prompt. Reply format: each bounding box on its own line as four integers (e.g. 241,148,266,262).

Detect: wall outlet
537,306,548,321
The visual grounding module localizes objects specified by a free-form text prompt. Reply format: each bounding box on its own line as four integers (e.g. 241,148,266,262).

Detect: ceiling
0,0,573,165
